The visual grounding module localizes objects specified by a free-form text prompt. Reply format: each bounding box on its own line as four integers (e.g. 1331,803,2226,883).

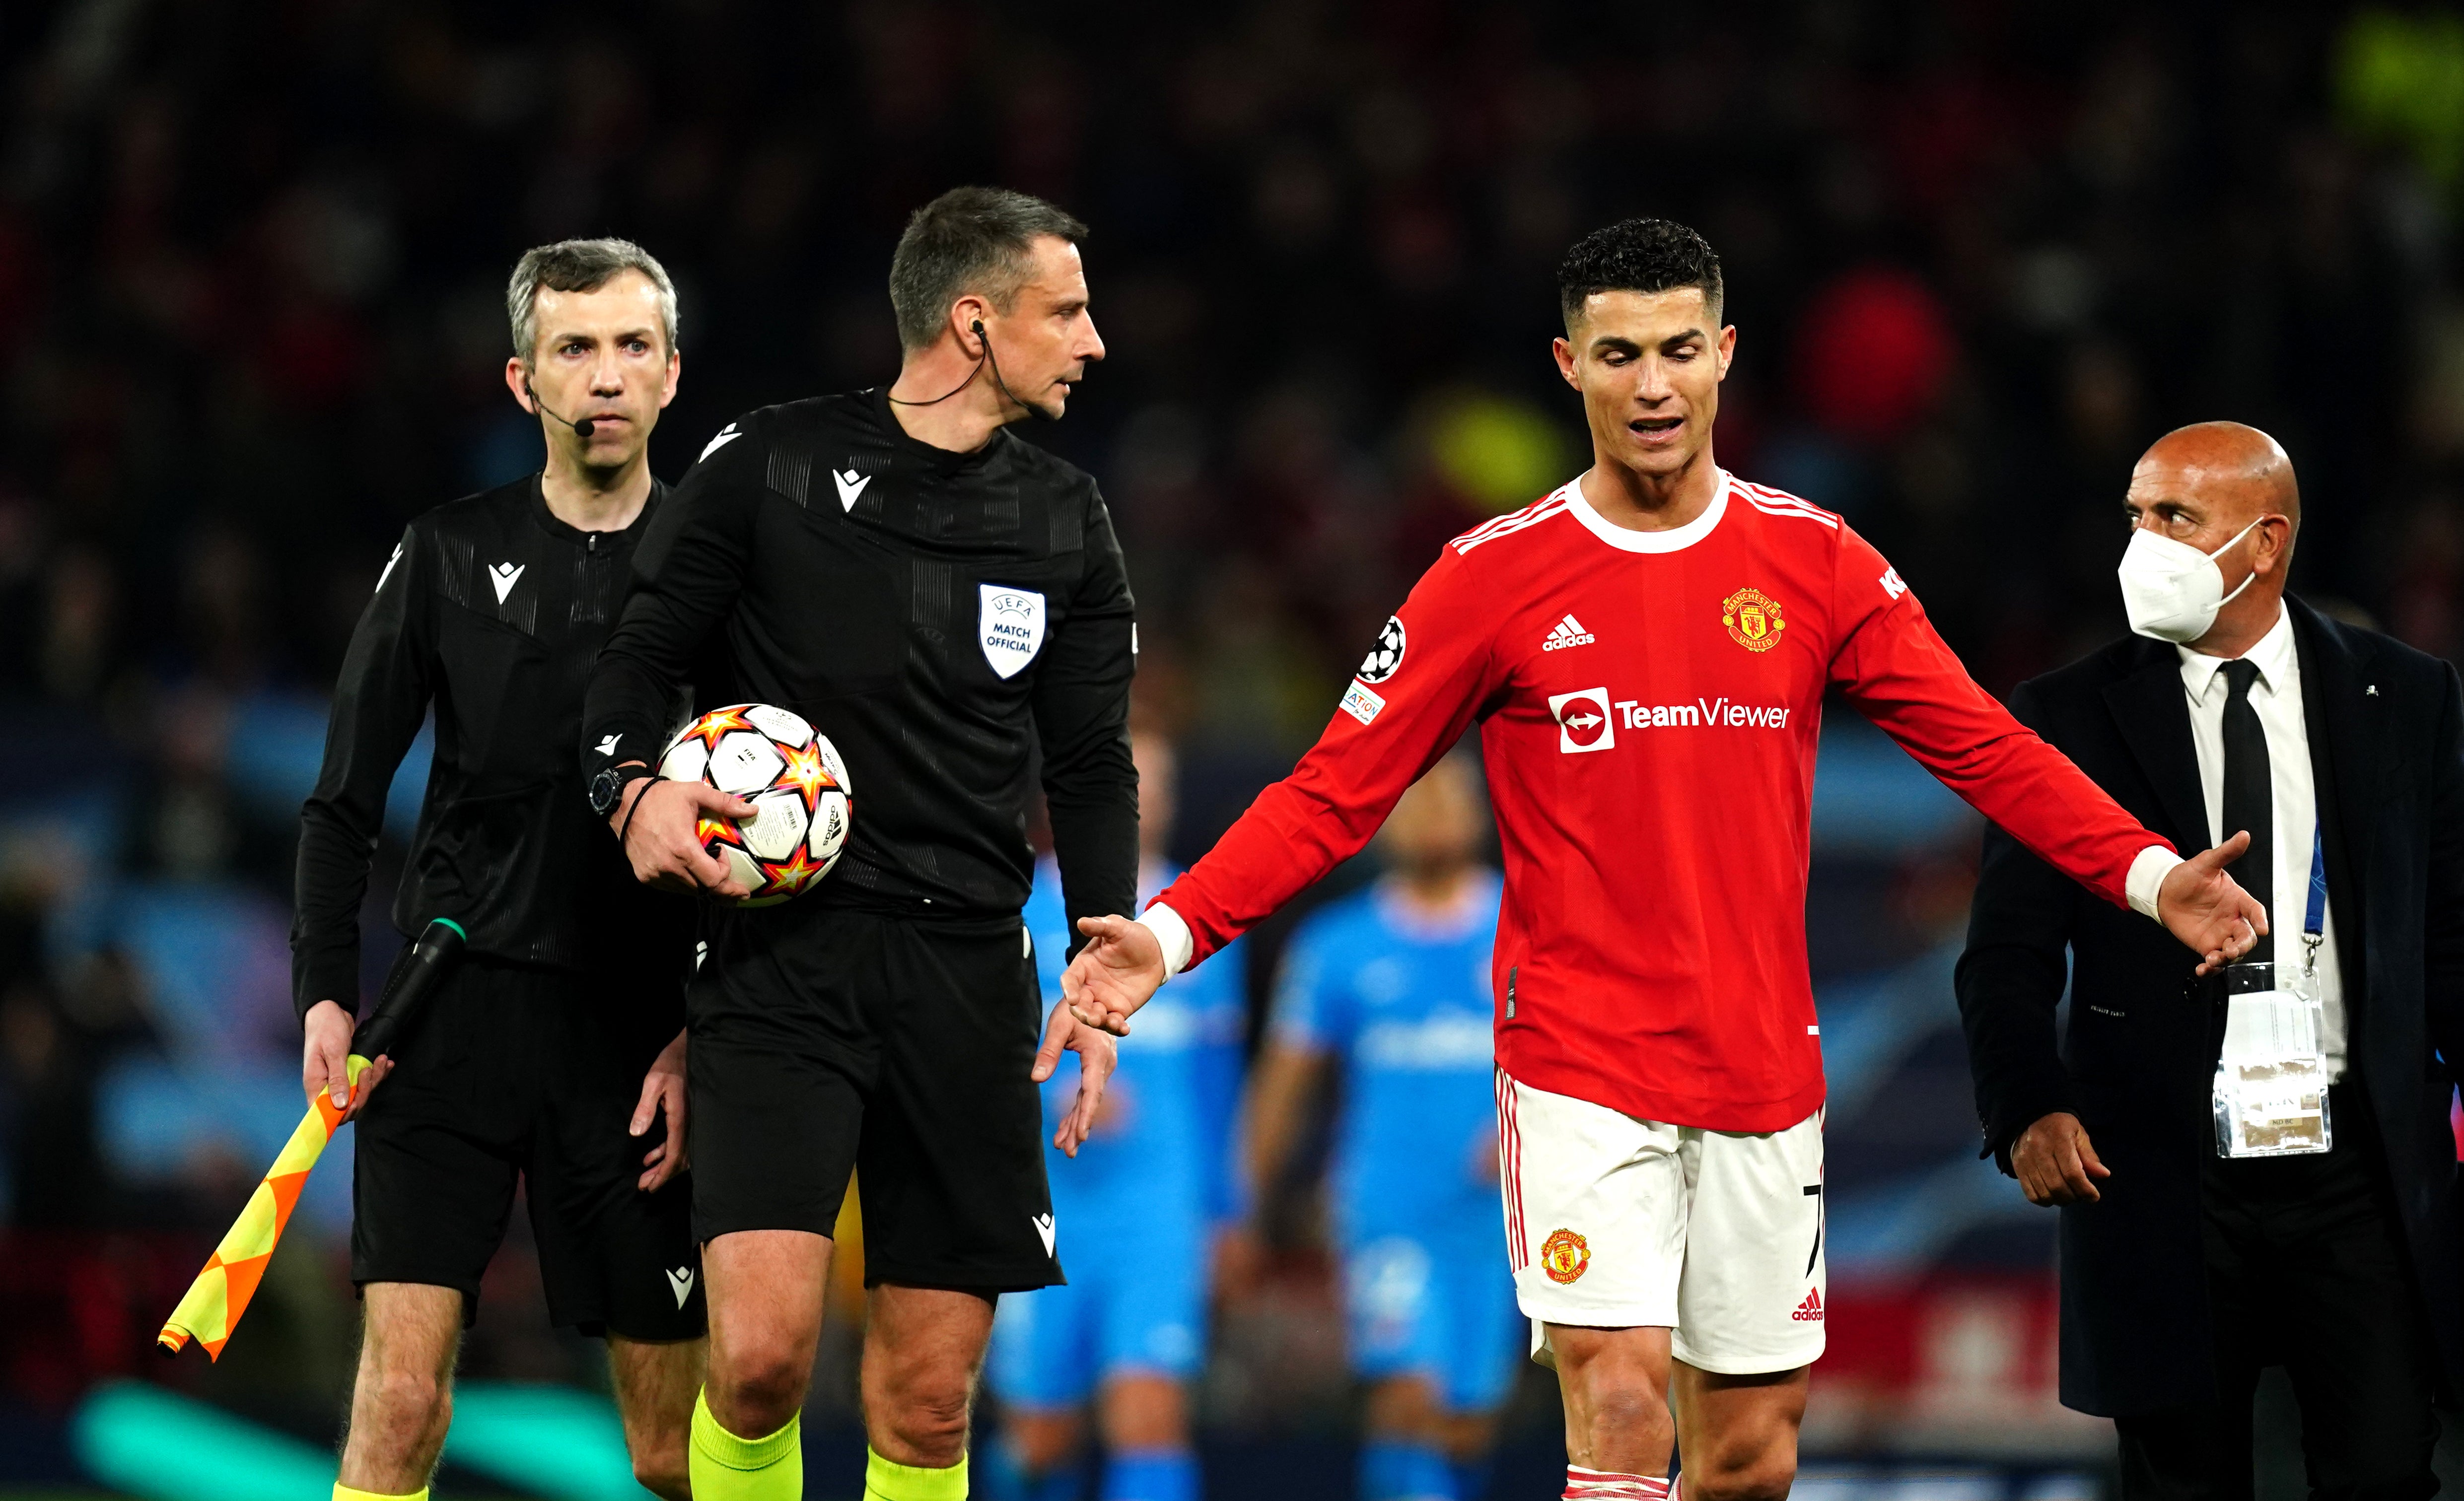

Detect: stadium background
2,0,2462,1495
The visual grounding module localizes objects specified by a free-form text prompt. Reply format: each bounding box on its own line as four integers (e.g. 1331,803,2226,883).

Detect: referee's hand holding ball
610,772,756,898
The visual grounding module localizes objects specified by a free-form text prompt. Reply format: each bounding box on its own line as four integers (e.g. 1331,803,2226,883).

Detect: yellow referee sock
690,1386,802,1500
334,1487,425,1501
864,1446,969,1501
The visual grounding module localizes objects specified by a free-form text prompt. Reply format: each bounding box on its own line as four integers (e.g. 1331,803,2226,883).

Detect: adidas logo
1542,614,1596,652
1791,1288,1824,1323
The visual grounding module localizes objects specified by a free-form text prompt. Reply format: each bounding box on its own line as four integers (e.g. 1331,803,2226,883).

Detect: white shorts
1495,1069,1825,1375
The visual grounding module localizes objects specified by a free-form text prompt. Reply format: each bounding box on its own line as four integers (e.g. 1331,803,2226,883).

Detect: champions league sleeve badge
1357,614,1407,683
979,584,1049,679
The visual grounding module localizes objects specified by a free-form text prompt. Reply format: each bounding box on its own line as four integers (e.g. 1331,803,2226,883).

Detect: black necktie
2219,657,2272,964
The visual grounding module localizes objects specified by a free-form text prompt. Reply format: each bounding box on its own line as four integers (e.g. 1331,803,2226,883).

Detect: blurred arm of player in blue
1240,756,1525,1501
987,732,1243,1501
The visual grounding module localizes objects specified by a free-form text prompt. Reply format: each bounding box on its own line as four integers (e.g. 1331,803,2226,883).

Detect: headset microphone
524,377,597,439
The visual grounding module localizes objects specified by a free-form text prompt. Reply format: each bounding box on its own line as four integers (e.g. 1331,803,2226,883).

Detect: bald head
2122,420,2301,655
2132,421,2300,537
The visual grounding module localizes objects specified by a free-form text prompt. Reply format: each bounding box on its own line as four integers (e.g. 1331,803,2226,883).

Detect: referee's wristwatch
589,763,657,819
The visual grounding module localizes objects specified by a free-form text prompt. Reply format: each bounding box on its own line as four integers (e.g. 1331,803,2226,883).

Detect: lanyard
2303,821,2326,977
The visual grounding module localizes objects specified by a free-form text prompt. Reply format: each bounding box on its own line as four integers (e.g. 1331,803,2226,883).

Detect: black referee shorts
350,956,704,1341
688,904,1060,1292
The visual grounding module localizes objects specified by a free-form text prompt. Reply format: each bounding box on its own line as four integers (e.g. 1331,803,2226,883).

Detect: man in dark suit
1957,421,2464,1498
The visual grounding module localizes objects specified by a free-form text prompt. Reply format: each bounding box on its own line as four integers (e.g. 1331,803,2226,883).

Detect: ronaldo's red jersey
1155,471,2172,1132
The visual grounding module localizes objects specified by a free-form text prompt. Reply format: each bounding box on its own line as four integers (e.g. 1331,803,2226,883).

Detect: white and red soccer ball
657,703,852,906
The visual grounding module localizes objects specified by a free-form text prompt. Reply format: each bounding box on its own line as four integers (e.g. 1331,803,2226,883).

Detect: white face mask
2116,517,2263,643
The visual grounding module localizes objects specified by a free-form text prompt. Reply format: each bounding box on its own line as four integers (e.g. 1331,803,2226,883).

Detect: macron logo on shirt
1542,614,1595,652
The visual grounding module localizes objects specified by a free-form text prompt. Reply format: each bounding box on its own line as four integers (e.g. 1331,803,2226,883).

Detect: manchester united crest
1721,588,1785,653
1540,1228,1591,1285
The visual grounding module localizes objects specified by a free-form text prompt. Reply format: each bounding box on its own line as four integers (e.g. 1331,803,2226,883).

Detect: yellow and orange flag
155,912,466,1362
156,1054,370,1360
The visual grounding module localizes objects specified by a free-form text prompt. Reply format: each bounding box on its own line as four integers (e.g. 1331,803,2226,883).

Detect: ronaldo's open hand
1033,1000,1115,1157
2156,830,2270,976
1060,914,1165,1036
631,1026,689,1192
614,774,755,898
301,999,389,1123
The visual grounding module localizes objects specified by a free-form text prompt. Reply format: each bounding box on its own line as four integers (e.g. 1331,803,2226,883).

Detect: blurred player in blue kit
989,732,1248,1501
1244,755,1517,1501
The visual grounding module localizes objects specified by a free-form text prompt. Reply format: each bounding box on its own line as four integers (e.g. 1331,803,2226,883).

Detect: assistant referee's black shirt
292,475,694,1021
581,388,1139,942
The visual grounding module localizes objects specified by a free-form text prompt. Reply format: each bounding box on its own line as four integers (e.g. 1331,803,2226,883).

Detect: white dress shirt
2178,602,2346,1080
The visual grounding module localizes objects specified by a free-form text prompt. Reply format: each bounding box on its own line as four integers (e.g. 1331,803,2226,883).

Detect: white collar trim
1560,470,1731,554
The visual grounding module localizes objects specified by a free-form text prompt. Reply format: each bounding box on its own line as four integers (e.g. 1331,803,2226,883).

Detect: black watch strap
591,762,656,817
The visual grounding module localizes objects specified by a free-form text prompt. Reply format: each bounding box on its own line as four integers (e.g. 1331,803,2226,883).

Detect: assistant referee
582,187,1134,1501
296,240,705,1501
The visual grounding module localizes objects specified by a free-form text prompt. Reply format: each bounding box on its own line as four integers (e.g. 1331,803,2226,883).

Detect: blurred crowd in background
4,0,2464,1488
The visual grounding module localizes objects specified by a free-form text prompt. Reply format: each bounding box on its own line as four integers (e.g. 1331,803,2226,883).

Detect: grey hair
888,187,1088,352
506,238,680,361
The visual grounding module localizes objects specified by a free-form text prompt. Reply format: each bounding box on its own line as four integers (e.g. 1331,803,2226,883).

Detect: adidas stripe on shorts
1494,1070,1826,1375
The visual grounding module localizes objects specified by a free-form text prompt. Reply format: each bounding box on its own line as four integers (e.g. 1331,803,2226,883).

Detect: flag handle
156,919,466,1360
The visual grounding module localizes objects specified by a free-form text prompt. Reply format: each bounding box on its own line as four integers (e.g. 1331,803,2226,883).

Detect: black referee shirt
292,475,694,1021
582,389,1139,943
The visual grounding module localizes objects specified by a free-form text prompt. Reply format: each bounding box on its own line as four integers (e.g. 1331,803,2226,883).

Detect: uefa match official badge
1540,1228,1591,1284
979,585,1048,680
1721,588,1786,652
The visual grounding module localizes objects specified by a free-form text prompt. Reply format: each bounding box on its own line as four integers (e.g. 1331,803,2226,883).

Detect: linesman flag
157,918,466,1360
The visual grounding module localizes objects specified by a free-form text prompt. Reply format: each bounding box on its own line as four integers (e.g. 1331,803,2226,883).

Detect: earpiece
886,317,1045,418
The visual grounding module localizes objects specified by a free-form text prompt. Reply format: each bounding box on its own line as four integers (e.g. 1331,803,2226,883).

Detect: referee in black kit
295,240,705,1501
582,188,1132,1501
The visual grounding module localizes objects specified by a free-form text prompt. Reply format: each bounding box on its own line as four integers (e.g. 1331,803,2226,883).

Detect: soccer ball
657,703,853,906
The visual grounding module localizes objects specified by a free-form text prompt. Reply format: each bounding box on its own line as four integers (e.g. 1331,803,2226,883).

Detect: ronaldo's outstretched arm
1825,524,2265,970
1065,546,1499,1031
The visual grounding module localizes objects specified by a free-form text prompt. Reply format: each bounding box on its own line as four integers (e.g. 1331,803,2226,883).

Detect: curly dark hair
1556,218,1724,331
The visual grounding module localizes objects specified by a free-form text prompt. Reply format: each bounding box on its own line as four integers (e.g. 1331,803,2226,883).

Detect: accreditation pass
2211,980,2331,1158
